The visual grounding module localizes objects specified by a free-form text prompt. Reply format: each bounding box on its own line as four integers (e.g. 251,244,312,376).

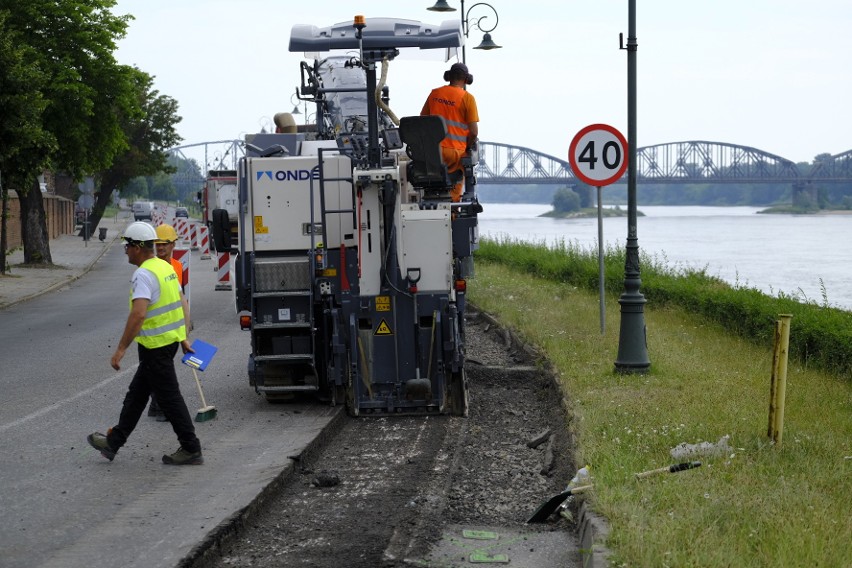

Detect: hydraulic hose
377,57,399,126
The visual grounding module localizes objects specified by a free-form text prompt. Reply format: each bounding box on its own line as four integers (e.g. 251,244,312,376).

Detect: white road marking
0,368,134,433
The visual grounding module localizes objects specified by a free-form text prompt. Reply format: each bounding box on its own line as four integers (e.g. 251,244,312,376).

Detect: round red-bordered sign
568,124,629,186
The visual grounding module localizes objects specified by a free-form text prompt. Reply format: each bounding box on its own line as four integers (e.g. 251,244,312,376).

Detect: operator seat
399,115,463,198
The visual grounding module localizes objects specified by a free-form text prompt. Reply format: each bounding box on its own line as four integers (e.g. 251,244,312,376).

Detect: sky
112,0,852,169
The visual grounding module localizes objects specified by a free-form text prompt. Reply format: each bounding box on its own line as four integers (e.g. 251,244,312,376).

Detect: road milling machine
212,16,481,416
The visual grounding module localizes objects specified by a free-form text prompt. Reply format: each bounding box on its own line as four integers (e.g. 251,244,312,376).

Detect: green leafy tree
0,11,54,271
0,0,134,264
149,172,177,202
83,67,183,235
552,187,581,213
123,177,150,200
575,183,593,208
168,155,205,203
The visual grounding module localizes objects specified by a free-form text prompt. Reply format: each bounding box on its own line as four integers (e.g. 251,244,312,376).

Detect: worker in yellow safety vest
420,62,480,202
87,222,203,465
146,223,192,421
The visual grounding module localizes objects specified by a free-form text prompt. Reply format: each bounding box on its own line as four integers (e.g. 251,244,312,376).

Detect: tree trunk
19,179,52,265
79,173,120,238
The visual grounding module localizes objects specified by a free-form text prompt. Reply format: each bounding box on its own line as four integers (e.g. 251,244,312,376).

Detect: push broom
181,339,218,422
190,367,217,422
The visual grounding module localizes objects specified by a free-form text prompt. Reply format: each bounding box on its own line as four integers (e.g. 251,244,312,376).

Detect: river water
477,204,852,311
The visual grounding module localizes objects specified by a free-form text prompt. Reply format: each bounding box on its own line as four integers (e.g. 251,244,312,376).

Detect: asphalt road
0,241,339,568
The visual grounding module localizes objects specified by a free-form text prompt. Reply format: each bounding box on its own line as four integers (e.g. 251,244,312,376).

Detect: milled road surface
192,312,583,568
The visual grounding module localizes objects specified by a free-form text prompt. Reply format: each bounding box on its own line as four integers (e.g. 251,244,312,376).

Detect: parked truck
214,16,480,416
202,169,239,249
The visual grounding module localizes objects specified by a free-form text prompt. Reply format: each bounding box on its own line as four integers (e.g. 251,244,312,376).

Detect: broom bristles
195,406,217,422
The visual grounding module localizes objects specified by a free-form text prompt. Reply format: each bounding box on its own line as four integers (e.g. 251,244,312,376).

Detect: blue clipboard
181,339,218,371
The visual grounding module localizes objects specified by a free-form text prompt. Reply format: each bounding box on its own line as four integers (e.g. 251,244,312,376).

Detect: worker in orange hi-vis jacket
420,62,479,202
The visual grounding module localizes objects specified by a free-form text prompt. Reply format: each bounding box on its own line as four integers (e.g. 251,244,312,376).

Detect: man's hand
112,298,147,371
111,346,126,370
180,339,194,355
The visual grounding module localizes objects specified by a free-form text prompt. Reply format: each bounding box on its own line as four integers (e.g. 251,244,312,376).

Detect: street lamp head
289,91,302,115
473,32,501,50
426,0,502,63
427,0,456,12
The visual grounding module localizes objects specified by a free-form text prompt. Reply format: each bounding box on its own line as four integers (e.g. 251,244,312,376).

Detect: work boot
162,447,203,466
147,399,166,421
87,432,117,461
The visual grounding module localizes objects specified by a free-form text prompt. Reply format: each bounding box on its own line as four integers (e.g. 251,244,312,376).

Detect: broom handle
192,368,208,407
635,461,701,479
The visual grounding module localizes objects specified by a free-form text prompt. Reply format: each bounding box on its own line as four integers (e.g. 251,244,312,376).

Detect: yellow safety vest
131,257,186,349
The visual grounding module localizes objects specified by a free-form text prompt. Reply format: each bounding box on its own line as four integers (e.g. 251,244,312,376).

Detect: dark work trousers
107,342,201,454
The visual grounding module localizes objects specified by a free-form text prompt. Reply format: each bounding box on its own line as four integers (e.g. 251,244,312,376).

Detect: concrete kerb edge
470,306,612,568
177,407,347,568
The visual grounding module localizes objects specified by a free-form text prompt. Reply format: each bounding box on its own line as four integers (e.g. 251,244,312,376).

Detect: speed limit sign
568,124,628,186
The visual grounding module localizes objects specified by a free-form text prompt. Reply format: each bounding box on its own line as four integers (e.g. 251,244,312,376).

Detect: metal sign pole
597,185,605,334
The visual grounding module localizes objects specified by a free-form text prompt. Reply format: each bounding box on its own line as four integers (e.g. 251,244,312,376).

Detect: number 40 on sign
568,124,629,187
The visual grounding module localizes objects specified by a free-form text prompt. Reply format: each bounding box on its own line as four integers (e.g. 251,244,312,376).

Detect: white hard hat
123,221,157,243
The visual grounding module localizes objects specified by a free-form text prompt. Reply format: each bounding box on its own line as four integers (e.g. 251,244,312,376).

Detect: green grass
468,259,852,567
475,236,852,379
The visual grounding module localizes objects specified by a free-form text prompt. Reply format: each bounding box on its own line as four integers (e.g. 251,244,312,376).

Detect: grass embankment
468,239,852,567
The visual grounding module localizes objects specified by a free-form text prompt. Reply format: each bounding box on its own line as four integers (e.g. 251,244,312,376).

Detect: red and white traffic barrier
189,221,199,251
215,251,232,291
198,225,211,260
174,218,189,242
173,248,191,307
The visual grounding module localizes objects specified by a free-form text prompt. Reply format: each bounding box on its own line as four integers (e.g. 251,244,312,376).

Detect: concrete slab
422,524,580,567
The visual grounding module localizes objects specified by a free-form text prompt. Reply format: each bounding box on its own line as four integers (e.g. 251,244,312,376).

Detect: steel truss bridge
167,139,852,189
475,141,852,186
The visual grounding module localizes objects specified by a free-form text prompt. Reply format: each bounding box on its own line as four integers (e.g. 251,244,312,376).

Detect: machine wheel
211,208,231,251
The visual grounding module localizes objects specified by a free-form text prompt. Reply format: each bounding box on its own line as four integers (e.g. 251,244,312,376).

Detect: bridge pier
792,181,817,208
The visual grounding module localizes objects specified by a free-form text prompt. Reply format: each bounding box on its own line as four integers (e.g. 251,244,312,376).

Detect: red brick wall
3,191,75,250
4,193,22,249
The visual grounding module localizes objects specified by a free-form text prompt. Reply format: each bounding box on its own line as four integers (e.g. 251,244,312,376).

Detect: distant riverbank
539,205,643,219
758,205,852,215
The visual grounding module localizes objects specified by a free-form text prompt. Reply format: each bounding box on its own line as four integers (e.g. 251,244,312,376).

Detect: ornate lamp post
614,0,651,373
427,0,502,64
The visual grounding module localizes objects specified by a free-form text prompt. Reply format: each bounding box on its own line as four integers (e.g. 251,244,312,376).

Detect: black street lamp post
614,0,651,373
427,0,502,64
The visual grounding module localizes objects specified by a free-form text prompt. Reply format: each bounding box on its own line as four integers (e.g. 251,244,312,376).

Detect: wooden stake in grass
768,314,793,447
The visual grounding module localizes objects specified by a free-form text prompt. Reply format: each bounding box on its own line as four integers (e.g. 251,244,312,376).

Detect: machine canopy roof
289,17,463,54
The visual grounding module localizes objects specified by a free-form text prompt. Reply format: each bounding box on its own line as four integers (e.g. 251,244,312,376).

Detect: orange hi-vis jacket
420,85,479,151
169,257,183,288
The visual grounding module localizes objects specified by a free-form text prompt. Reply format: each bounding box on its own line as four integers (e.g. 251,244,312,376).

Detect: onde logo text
256,167,320,182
